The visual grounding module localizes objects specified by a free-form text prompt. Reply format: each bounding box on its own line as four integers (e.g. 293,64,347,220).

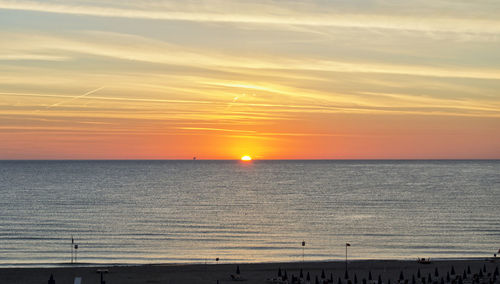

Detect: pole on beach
302,241,305,263
345,243,351,278
74,244,78,263
71,236,74,264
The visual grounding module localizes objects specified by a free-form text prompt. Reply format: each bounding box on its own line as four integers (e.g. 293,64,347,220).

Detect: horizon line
1,158,499,161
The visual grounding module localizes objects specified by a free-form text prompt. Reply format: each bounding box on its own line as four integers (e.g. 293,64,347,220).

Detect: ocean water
0,160,498,266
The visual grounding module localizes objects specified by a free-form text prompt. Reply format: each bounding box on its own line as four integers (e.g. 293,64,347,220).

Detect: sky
1,0,499,159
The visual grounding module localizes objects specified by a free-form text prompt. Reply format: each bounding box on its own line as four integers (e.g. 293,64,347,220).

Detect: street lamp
302,241,306,263
345,243,351,279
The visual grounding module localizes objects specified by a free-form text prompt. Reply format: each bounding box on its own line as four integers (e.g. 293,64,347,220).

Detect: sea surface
0,160,498,267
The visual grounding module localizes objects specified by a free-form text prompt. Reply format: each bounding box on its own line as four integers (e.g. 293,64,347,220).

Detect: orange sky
1,1,499,159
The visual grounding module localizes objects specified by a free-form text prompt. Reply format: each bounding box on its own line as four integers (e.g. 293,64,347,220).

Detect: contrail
46,86,105,108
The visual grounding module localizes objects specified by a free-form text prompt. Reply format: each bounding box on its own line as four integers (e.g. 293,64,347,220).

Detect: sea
0,160,498,267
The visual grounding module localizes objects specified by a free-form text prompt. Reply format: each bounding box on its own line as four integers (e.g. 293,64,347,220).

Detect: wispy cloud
1,0,500,34
46,86,105,108
176,127,256,133
3,31,500,81
0,54,69,61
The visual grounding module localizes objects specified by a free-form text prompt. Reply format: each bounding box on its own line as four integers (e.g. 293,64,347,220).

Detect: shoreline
1,259,498,284
0,257,496,269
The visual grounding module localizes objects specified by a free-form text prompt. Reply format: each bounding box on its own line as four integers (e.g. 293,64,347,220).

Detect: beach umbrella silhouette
440,277,444,284
316,275,320,284
428,273,432,282
48,274,55,284
339,276,343,284
330,273,334,282
378,275,382,284
412,274,415,284
278,268,282,278
479,269,483,278
369,271,373,280
284,270,288,281
483,264,486,273
354,273,358,284
236,265,240,275
300,269,304,278
435,268,439,277
307,272,311,281
451,266,455,275
462,270,467,279
321,269,326,279
446,272,450,282
458,277,463,284
363,278,367,284
417,269,421,278
345,270,349,279
400,271,404,281
388,279,391,284
494,266,498,276
422,277,426,284
467,266,471,274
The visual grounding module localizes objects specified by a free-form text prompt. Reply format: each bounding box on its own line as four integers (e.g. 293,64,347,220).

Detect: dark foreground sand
1,259,498,284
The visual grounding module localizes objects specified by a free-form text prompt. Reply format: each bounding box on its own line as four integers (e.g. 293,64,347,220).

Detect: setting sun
241,156,252,161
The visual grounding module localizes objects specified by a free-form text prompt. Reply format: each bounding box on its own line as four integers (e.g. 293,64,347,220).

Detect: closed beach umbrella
428,273,432,282
418,269,421,278
388,279,391,284
412,274,415,284
446,272,450,282
369,271,373,281
48,274,55,284
451,266,455,275
435,268,439,277
345,270,349,279
422,277,426,284
378,275,382,284
339,277,343,284
463,270,467,279
316,275,320,284
355,273,358,284
363,278,367,284
467,266,471,274
322,269,326,279
483,264,486,273
236,265,240,275
400,271,404,281
494,266,498,276
278,268,282,278
441,277,444,284
330,273,334,282
458,277,463,284
300,269,304,278
284,270,288,281
307,272,311,281
479,269,483,277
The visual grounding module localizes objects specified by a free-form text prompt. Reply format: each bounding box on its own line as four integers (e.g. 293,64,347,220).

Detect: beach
1,259,498,284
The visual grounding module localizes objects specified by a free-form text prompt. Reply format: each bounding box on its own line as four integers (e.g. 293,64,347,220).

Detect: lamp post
345,243,351,279
74,244,78,263
71,236,74,264
302,241,305,263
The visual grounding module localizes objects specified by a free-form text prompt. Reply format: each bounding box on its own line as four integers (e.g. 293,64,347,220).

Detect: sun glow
241,155,252,161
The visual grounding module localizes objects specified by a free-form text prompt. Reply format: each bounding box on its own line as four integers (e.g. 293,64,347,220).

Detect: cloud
1,0,500,35
3,31,500,81
0,54,69,61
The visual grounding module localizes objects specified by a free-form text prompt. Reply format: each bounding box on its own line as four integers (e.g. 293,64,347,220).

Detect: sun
241,155,252,161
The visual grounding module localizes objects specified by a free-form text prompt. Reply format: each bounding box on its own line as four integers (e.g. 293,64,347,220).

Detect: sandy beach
1,259,498,284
